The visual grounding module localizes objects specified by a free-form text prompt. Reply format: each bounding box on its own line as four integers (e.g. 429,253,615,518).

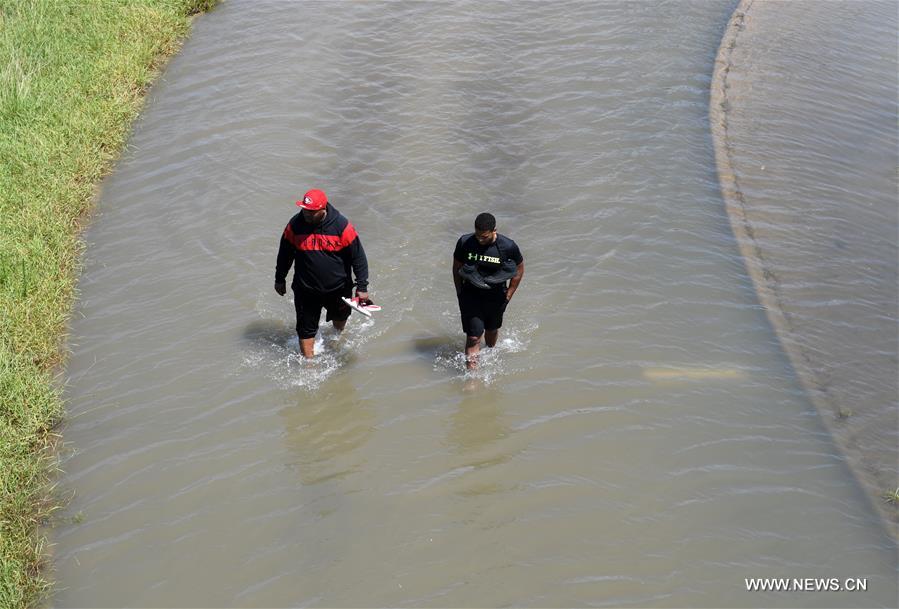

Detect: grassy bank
0,1,214,605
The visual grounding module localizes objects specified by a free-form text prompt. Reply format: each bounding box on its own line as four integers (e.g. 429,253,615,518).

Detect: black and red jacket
275,203,369,293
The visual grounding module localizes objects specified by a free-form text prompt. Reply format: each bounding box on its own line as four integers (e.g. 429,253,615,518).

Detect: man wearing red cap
275,189,371,358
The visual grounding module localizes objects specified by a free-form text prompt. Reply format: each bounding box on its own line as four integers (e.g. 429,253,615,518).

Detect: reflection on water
281,382,374,487
449,387,510,458
446,390,515,500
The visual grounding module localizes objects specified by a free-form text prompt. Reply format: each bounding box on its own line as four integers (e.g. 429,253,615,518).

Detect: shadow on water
411,334,459,359
412,333,472,379
242,319,295,346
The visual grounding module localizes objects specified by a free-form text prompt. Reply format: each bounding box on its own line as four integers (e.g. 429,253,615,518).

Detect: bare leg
332,318,347,332
484,329,499,348
299,337,315,359
465,334,482,370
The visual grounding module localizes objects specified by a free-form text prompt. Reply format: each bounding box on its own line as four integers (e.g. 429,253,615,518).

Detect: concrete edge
708,0,898,541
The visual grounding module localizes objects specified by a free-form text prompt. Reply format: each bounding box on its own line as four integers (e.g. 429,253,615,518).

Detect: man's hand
274,281,286,296
355,290,372,306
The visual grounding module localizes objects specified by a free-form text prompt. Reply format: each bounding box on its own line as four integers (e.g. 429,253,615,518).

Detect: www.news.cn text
745,578,868,592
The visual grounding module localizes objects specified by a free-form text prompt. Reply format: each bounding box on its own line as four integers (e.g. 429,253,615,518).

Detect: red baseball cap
297,189,327,211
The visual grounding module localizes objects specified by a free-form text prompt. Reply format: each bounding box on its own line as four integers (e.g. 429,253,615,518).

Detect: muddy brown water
711,0,898,538
52,1,897,607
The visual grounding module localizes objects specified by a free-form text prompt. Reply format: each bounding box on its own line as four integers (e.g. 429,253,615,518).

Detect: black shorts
459,288,508,337
294,285,352,339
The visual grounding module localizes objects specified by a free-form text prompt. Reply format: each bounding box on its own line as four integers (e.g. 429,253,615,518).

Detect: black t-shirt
454,233,523,293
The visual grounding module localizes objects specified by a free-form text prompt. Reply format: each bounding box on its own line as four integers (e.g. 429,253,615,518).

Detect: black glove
274,281,286,296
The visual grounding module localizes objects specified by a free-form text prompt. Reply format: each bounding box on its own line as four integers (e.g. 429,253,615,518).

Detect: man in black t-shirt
452,212,524,369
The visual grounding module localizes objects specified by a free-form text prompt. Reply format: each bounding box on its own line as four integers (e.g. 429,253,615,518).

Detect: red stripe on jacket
284,223,358,252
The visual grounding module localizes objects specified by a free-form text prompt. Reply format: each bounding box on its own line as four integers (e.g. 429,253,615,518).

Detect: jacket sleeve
348,234,369,292
275,228,294,283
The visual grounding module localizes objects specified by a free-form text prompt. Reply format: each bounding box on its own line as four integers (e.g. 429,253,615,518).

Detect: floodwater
711,0,899,535
52,1,897,607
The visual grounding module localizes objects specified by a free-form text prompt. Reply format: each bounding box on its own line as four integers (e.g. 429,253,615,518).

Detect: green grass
883,488,899,506
0,1,215,606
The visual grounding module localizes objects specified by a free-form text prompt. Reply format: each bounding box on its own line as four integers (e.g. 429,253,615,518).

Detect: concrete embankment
710,0,898,539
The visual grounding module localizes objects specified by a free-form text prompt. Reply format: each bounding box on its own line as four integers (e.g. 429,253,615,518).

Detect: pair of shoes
341,296,381,317
459,264,489,289
460,260,517,288
483,259,517,285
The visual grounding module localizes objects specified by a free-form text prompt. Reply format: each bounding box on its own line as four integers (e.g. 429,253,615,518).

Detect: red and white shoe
342,297,382,317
